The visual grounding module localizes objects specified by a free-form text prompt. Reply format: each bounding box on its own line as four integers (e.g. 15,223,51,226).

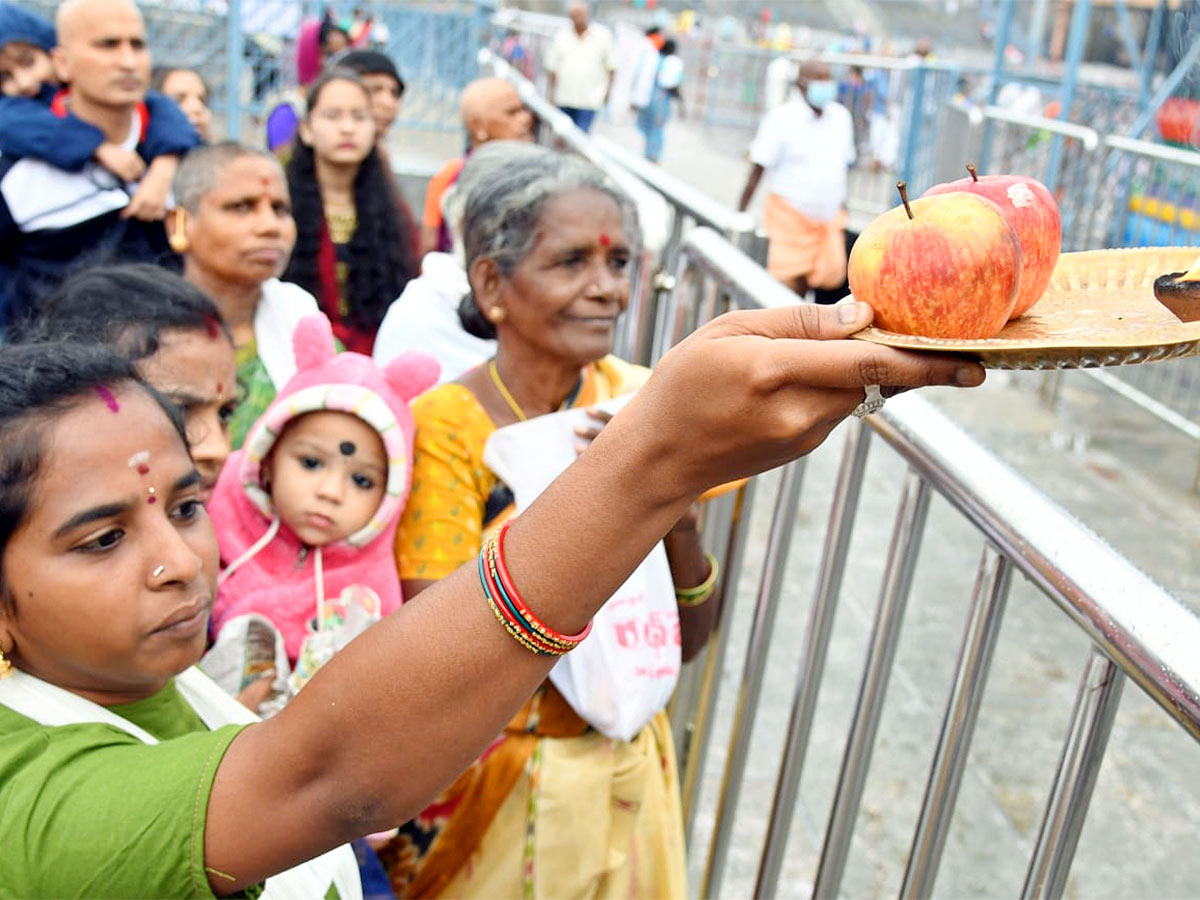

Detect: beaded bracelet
479,521,593,656
675,552,720,608
482,537,572,655
495,520,592,646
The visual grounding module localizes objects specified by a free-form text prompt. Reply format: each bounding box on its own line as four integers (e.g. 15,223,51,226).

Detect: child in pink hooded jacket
207,313,438,668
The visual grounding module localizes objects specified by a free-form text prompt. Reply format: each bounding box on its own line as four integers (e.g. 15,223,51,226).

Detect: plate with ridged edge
851,247,1200,369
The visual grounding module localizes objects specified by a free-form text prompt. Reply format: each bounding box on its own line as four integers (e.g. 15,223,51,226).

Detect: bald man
738,60,855,298
545,1,615,133
419,77,533,257
0,0,189,331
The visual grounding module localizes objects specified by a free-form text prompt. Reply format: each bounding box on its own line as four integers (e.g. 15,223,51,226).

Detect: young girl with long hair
283,69,420,355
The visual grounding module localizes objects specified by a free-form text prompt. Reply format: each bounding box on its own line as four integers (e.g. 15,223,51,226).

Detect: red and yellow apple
923,166,1061,319
847,185,1022,340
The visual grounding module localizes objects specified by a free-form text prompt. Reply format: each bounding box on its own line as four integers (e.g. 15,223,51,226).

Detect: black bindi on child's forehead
339,441,356,456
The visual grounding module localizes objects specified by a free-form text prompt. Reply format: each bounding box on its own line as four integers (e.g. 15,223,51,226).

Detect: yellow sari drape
384,356,686,899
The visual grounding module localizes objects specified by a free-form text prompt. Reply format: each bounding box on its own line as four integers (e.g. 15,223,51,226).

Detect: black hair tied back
457,291,497,341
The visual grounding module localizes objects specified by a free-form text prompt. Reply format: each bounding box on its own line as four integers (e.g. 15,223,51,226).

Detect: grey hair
172,142,283,214
443,141,548,239
462,148,641,279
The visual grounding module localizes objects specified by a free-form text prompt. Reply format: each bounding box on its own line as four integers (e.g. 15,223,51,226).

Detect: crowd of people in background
0,2,985,899
0,1,719,896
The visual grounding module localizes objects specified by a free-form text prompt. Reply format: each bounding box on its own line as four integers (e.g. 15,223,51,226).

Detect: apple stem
966,163,979,182
897,181,913,220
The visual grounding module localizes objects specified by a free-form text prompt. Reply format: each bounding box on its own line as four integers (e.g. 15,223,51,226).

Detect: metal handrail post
652,244,696,365
681,479,759,842
754,422,873,899
1046,0,1092,194
979,0,1016,174
1022,648,1126,898
812,470,932,899
900,64,928,189
700,459,807,899
225,0,245,140
901,544,1014,898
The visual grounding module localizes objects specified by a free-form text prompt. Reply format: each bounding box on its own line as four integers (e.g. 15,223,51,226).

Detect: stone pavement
586,114,1200,897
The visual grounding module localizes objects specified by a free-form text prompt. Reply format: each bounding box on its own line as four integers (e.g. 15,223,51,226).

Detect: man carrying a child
0,0,198,331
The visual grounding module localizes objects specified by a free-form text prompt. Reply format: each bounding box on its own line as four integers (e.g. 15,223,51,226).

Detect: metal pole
681,479,759,842
812,470,931,899
1022,648,1126,898
754,422,873,899
1128,33,1200,139
653,242,696,365
901,544,1013,899
980,0,1016,174
1046,0,1092,194
1111,0,1144,84
1026,0,1051,70
900,64,927,189
1139,0,1166,110
225,0,245,141
701,459,807,900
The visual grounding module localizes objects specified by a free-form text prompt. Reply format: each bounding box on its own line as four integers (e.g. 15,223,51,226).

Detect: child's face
0,43,55,98
265,411,387,547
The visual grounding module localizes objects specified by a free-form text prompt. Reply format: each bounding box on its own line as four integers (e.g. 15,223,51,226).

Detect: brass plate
852,247,1200,369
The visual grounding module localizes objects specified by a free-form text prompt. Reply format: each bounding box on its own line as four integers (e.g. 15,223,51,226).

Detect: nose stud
152,565,165,579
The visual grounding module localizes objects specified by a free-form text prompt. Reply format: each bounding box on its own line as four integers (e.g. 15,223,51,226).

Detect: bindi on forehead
128,450,151,476
598,233,611,247
95,385,119,413
339,441,356,457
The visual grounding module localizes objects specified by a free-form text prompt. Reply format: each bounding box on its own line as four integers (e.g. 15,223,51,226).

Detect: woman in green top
169,142,320,449
0,302,981,896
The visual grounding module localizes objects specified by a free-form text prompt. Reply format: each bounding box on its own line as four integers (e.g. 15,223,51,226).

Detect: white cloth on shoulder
0,666,362,900
373,252,495,387
254,278,320,388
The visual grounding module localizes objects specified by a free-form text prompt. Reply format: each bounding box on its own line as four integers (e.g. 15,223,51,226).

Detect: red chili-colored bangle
496,519,593,645
480,537,565,655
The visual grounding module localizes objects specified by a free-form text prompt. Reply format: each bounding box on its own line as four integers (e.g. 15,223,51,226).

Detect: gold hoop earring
168,209,189,254
0,648,12,680
486,306,507,324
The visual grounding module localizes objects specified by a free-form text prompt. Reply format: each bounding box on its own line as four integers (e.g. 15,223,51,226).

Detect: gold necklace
326,207,357,244
488,360,527,421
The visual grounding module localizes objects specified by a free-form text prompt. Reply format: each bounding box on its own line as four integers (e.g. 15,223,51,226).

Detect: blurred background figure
152,65,212,142
420,76,533,258
738,60,855,298
631,37,684,163
546,1,616,133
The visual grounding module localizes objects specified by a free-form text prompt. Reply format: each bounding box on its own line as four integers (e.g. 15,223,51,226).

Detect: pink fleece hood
208,314,439,660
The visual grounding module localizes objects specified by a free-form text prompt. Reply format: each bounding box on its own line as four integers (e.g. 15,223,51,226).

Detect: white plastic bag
483,396,681,741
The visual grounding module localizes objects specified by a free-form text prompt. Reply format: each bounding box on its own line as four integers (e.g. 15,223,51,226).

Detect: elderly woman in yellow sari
381,147,717,899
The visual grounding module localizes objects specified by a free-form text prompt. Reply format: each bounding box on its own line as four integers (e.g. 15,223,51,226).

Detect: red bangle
496,519,593,645
481,537,567,655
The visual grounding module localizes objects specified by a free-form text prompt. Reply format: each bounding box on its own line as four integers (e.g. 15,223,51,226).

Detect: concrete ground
584,114,1200,898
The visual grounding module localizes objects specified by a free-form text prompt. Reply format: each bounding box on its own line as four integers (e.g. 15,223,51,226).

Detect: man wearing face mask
738,60,855,297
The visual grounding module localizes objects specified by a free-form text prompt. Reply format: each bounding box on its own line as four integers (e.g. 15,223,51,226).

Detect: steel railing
668,226,1200,899
479,27,1199,897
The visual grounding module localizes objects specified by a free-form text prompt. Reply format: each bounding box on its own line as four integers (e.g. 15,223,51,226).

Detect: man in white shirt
545,2,615,133
737,60,855,296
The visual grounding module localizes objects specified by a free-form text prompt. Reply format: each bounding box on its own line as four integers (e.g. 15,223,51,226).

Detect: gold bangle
676,552,719,607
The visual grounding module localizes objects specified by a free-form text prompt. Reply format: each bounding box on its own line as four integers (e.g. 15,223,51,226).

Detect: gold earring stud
487,306,507,323
0,648,12,680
